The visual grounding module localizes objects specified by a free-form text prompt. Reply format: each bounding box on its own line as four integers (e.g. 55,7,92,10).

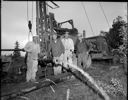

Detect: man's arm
85,40,90,52
69,38,74,52
59,39,65,54
37,44,41,54
75,39,80,57
24,42,33,53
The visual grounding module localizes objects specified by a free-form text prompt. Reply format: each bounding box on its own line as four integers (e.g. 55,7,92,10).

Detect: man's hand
22,48,25,52
70,49,74,53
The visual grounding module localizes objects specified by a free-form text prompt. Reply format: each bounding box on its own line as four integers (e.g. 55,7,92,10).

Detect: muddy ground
1,63,127,100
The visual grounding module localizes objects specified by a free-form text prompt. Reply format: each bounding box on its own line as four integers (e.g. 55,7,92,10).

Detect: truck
85,35,113,63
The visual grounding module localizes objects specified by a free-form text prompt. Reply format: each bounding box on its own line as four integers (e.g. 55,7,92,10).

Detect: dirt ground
1,63,127,100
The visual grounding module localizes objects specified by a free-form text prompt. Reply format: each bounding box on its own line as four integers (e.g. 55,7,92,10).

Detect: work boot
30,79,39,83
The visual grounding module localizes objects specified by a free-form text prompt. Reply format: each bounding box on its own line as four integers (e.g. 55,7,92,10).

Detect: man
24,36,40,82
48,32,65,75
76,34,91,70
61,31,74,70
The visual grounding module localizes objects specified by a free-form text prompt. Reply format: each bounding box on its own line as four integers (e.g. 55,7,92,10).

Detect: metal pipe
51,1,59,8
46,3,54,9
1,49,24,51
36,1,40,35
58,20,73,25
42,1,47,31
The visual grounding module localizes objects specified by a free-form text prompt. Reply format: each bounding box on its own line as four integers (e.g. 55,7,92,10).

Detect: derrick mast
36,1,78,62
36,1,48,55
36,1,59,57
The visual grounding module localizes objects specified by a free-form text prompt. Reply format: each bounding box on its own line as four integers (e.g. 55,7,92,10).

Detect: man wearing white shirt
61,32,74,70
24,36,40,82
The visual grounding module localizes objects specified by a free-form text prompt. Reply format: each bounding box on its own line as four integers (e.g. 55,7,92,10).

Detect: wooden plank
1,49,24,51
1,70,73,98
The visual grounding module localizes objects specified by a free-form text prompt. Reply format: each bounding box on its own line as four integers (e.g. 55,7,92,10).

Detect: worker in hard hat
48,32,65,75
61,31,74,70
76,34,91,70
24,36,40,82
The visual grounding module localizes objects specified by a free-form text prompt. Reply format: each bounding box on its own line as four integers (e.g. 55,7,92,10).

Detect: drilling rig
1,1,113,80
1,1,78,79
36,1,78,78
36,1,77,55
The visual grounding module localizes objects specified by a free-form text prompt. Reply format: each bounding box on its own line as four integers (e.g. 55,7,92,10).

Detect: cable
27,1,33,23
32,1,33,25
46,1,49,15
99,2,110,28
27,0,28,21
81,2,95,36
27,1,33,41
31,1,33,36
28,32,31,41
27,0,30,41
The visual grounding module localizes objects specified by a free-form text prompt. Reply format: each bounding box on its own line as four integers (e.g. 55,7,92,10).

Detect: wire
27,0,30,41
31,1,33,36
27,31,30,42
27,1,34,23
99,2,110,28
27,1,33,41
81,2,95,36
32,1,33,25
46,1,49,15
27,0,29,22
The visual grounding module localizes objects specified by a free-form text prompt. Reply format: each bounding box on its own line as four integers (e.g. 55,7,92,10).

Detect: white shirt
24,41,40,60
61,38,74,51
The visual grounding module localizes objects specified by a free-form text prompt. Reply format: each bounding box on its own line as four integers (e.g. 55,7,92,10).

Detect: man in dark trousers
48,32,65,75
76,34,91,70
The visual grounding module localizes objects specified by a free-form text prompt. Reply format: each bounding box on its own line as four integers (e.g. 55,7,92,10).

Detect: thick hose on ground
64,62,110,100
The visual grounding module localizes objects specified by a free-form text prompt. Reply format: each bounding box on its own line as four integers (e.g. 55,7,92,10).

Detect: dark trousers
77,52,88,69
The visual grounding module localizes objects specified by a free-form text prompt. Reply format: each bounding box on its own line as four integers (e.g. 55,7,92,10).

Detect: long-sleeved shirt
49,39,65,57
61,38,74,52
24,41,40,60
76,39,89,55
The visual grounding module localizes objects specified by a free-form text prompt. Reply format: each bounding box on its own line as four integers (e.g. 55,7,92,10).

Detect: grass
1,62,127,100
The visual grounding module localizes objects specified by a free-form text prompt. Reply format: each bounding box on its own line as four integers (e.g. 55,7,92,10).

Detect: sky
1,1,127,56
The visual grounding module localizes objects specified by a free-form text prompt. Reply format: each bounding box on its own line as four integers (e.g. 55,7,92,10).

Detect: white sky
1,1,127,56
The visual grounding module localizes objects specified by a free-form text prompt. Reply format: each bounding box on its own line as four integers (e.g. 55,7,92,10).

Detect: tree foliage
105,16,127,49
104,16,127,72
13,41,21,59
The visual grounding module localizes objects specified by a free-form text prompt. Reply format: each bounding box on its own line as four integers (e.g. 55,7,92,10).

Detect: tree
117,22,127,73
105,16,127,49
105,16,127,73
13,41,21,59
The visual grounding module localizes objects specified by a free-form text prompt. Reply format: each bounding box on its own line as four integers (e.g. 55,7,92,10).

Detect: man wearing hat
76,34,91,70
24,35,40,82
48,32,65,75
